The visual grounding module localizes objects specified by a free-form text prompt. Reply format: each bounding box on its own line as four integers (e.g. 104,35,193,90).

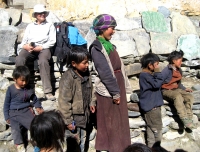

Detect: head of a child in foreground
30,110,65,152
167,50,184,69
13,66,30,89
140,52,160,72
92,14,117,40
68,46,90,73
123,143,152,152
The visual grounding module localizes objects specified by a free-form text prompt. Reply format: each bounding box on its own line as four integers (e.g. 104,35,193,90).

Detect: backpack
52,21,87,63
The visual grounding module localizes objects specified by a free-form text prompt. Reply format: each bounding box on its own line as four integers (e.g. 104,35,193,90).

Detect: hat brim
32,11,49,18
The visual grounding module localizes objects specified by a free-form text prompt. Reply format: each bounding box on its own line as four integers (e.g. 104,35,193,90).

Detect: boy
139,53,164,149
58,47,96,152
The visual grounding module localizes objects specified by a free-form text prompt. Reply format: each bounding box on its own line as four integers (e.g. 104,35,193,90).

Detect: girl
30,110,65,152
89,14,131,152
162,50,194,129
3,66,43,152
58,46,96,152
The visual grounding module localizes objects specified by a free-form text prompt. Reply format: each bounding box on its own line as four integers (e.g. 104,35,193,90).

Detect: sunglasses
36,12,47,15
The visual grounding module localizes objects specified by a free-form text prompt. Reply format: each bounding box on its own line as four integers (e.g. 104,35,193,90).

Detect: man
16,4,56,101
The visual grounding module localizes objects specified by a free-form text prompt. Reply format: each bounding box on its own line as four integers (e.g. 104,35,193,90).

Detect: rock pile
1,4,200,152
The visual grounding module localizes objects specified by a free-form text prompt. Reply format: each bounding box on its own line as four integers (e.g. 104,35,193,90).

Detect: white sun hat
32,4,49,18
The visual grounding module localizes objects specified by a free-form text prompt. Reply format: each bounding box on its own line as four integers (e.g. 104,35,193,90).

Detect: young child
162,50,194,129
3,66,43,152
123,143,152,152
58,46,96,152
30,110,66,152
139,53,164,149
89,14,131,152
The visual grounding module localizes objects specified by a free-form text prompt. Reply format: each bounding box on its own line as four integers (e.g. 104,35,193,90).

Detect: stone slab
5,8,22,26
0,9,9,26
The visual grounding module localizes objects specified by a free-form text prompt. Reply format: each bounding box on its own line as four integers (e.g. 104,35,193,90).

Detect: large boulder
116,17,142,31
4,8,22,26
177,34,200,60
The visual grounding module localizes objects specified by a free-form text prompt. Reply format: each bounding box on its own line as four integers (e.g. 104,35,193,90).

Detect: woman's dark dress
95,50,131,152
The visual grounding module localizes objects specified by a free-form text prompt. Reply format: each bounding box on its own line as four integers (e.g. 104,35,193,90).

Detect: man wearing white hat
16,4,56,101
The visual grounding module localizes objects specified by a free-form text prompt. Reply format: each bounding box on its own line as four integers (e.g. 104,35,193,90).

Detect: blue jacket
161,65,186,90
3,84,42,120
139,70,164,112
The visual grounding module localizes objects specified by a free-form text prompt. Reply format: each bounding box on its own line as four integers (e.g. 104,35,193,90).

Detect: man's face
35,12,47,23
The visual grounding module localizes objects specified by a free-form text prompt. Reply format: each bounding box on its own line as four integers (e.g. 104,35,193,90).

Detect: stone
171,12,198,38
129,117,146,129
158,6,170,18
162,116,174,128
183,60,200,67
23,0,46,9
89,128,96,141
169,121,184,130
181,67,190,72
166,111,173,116
73,19,92,37
150,32,177,55
0,148,9,152
0,9,9,26
192,104,200,110
141,11,168,33
161,106,166,117
127,102,140,112
130,129,141,138
162,126,169,134
131,136,145,144
163,130,185,140
0,129,12,141
115,17,142,31
3,70,13,78
0,63,15,70
0,77,10,90
130,93,139,102
192,85,200,91
5,8,22,26
128,111,141,118
193,115,198,124
192,91,200,104
125,63,141,76
0,26,19,63
0,120,6,132
177,34,200,61
85,29,96,50
46,12,62,24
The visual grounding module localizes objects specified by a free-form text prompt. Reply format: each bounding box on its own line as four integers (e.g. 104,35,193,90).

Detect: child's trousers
9,107,35,145
144,107,163,148
162,88,194,119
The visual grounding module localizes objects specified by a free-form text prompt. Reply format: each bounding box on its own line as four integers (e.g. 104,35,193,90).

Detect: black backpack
52,21,87,63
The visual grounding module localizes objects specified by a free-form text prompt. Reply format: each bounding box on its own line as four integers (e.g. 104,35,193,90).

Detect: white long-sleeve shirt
19,20,56,50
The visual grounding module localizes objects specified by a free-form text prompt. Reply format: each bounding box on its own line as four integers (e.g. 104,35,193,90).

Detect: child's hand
90,106,95,113
6,119,10,124
67,124,75,131
185,88,193,92
36,108,44,115
113,98,120,104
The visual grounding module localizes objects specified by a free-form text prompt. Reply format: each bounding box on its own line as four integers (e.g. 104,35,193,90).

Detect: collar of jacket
69,68,89,81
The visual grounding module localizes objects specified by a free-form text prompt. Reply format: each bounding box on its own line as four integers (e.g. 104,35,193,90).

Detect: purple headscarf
92,14,117,33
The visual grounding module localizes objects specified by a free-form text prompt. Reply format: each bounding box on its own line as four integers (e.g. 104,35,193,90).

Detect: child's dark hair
30,110,65,151
123,143,152,152
67,46,90,66
12,66,30,81
140,53,160,68
167,50,184,64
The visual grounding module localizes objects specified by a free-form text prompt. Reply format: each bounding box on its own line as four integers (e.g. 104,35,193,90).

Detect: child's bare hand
67,124,75,131
6,119,10,124
36,108,44,115
113,98,120,104
185,88,193,92
90,106,95,113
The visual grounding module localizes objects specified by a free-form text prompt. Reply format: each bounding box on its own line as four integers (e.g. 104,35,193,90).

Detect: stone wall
1,1,200,151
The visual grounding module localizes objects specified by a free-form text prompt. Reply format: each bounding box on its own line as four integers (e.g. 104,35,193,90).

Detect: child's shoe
16,144,26,152
181,117,194,129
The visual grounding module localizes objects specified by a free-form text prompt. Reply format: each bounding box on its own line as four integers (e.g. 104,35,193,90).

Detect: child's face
148,61,159,72
101,27,115,40
14,76,28,89
72,58,89,73
172,58,182,68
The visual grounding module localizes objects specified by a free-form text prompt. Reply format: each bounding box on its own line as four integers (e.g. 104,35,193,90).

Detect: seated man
16,4,56,101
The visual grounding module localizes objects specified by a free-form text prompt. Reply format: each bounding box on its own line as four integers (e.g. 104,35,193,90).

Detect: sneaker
16,144,26,152
45,93,56,101
181,117,194,129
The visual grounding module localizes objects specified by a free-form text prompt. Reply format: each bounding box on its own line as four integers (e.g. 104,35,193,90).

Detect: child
139,53,164,149
123,143,152,152
3,66,43,152
161,50,194,129
30,110,66,152
89,14,131,152
58,46,96,152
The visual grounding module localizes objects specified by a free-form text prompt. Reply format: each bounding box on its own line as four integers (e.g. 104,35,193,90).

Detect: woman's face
101,27,115,40
172,57,183,68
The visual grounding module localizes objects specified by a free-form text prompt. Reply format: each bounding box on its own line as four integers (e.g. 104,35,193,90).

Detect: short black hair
12,66,30,81
140,53,160,68
67,46,90,66
30,110,65,151
167,50,184,64
123,143,152,152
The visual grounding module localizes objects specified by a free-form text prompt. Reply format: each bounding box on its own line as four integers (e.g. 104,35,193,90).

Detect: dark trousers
15,49,52,94
144,107,163,148
9,107,35,145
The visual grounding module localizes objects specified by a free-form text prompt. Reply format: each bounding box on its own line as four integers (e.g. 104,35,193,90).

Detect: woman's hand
90,106,96,113
113,98,120,104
